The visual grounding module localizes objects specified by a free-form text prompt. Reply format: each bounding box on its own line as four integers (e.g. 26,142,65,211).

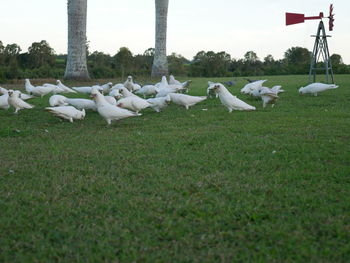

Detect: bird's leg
14,108,19,114
228,108,233,113
69,118,73,123
185,105,189,110
314,93,318,97
271,104,275,108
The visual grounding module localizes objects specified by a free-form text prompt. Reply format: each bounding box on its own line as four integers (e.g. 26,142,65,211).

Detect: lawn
0,75,349,262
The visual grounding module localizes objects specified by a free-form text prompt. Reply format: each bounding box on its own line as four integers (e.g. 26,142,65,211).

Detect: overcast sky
1,0,349,63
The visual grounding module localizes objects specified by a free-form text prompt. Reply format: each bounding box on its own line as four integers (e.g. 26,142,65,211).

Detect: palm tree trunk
151,0,169,78
64,0,90,80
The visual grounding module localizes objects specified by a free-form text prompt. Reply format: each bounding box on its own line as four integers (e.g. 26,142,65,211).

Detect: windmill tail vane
285,4,334,31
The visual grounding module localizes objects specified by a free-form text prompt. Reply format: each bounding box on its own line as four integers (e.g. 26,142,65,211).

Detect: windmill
286,4,335,83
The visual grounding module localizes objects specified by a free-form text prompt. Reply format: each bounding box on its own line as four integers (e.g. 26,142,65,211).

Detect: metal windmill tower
286,4,335,83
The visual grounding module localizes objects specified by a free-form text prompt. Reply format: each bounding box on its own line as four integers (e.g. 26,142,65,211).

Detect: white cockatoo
118,87,137,98
72,85,103,94
271,85,284,94
1,87,33,101
207,81,219,98
169,75,192,92
168,93,206,110
299,82,338,96
212,83,256,112
169,75,182,85
49,95,68,107
104,96,117,106
146,95,171,112
56,80,77,93
90,87,139,125
109,89,122,100
110,83,125,91
65,98,97,111
135,85,157,98
0,92,9,110
124,76,139,92
0,87,8,95
155,76,169,89
25,79,55,97
7,90,34,113
116,96,150,114
45,106,85,122
259,87,279,108
100,82,113,93
133,83,141,92
241,80,267,95
155,86,178,98
43,83,65,94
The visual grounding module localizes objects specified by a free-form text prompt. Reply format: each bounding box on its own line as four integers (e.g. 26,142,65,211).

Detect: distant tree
330,54,349,74
190,50,231,77
151,0,169,77
2,43,22,79
64,0,90,80
284,46,311,74
27,40,55,68
114,47,134,79
242,51,263,76
264,54,274,64
244,51,259,63
131,48,155,76
168,52,188,76
330,54,343,65
3,44,21,65
144,48,155,57
87,51,114,78
263,54,278,75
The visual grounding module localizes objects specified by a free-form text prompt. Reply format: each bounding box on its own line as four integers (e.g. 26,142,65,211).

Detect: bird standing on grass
116,96,150,114
65,98,97,111
25,79,55,97
49,95,68,107
211,83,256,112
168,93,207,110
7,90,34,114
0,91,9,110
240,80,267,95
299,83,338,96
259,87,279,108
56,80,77,93
147,95,171,112
90,88,139,125
45,106,85,123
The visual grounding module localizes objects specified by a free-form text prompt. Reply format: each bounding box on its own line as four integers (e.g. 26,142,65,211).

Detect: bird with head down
90,87,139,125
45,106,85,123
299,82,338,96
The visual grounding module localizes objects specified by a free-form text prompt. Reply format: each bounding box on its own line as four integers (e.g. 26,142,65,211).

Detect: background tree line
0,40,349,82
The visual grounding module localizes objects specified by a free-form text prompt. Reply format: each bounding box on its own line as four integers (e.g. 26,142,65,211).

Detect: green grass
1,75,350,262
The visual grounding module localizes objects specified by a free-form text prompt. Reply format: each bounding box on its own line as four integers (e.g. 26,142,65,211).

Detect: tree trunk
64,0,90,80
151,0,169,78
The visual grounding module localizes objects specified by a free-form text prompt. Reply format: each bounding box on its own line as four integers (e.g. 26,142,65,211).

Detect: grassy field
0,75,349,262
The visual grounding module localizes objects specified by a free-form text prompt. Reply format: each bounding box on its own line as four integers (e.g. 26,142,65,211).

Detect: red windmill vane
285,4,335,83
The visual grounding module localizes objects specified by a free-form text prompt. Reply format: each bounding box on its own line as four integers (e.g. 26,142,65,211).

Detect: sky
1,0,349,63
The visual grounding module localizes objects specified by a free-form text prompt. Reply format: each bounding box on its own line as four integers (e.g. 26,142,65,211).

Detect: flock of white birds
0,75,339,125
